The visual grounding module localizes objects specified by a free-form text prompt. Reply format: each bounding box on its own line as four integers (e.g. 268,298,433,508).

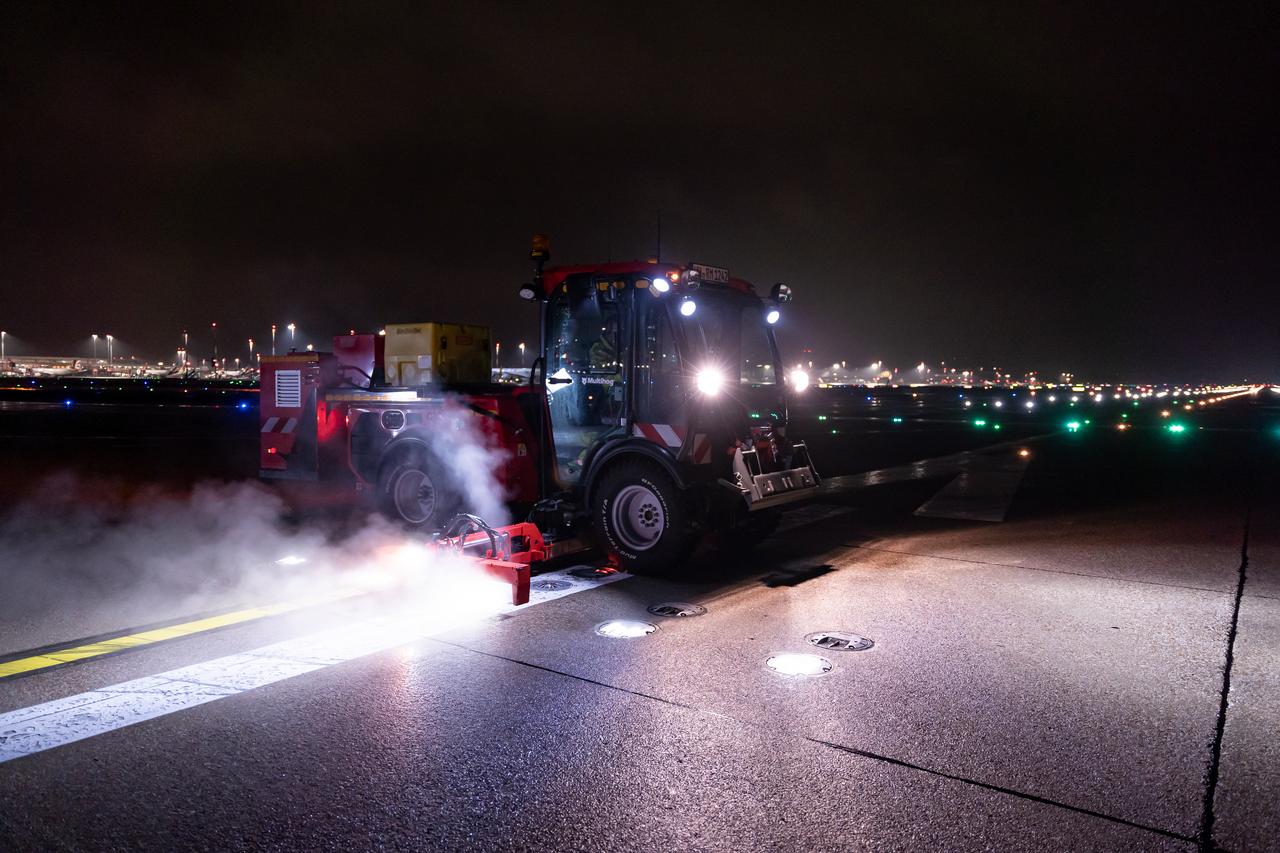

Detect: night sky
3,3,1276,380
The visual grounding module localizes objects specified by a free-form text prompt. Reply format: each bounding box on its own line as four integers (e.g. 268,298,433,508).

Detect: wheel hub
393,469,436,524
611,484,666,552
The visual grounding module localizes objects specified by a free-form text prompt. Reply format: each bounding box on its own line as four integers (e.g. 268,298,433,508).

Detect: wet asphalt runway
0,387,1277,851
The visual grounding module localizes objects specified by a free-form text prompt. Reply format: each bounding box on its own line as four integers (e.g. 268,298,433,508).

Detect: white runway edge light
766,653,833,677
695,366,726,396
595,620,658,639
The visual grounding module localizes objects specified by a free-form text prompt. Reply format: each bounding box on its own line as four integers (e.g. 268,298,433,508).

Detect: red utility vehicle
259,238,820,573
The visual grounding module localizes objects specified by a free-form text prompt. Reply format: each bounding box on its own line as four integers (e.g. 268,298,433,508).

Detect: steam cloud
0,407,514,653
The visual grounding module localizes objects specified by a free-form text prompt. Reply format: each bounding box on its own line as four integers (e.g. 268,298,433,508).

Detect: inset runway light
766,653,833,677
1048,395,1057,402
993,400,1004,408
1025,400,1035,409
275,555,307,566
595,620,657,639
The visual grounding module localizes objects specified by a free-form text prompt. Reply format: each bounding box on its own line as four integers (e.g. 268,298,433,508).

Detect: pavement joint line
0,590,365,681
838,542,1238,597
1197,506,1250,852
429,638,1195,844
809,738,1197,844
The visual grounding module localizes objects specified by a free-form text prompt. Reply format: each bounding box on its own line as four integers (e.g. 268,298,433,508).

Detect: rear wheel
377,450,455,530
593,459,695,574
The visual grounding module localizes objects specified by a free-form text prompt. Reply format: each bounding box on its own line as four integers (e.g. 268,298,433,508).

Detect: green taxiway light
973,418,987,427
817,414,827,421
993,423,1002,430
1167,423,1187,434
1066,420,1082,432
891,416,904,424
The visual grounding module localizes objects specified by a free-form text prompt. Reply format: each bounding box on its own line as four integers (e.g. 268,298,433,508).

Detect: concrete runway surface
0,391,1276,851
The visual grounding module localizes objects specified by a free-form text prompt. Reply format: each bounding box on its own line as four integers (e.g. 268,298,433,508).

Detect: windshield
683,290,779,387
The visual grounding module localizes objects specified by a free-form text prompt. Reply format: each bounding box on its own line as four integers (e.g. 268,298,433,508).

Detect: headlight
695,367,725,395
789,369,809,392
765,308,780,325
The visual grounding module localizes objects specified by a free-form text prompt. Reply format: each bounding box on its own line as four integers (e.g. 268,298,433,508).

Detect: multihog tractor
259,237,820,574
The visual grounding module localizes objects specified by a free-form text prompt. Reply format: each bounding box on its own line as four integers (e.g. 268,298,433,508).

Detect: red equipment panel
259,353,338,479
331,333,384,389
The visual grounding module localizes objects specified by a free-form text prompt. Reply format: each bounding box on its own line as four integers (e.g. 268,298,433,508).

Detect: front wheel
592,460,695,574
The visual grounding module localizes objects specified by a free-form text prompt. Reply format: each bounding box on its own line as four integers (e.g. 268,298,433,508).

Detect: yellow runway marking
0,592,359,679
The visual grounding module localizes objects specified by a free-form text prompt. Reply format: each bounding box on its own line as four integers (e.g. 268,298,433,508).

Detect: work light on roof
517,283,538,301
652,276,671,294
680,297,697,317
765,308,780,325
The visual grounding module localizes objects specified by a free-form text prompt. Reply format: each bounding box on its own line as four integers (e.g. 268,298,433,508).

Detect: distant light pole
92,334,99,360
495,341,501,368
271,324,277,356
518,342,526,365
211,322,219,368
248,338,254,360
106,334,114,364
183,330,189,366
287,323,296,349
1,330,6,362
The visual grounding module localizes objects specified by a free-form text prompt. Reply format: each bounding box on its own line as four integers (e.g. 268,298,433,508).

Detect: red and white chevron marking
261,416,298,434
632,423,712,464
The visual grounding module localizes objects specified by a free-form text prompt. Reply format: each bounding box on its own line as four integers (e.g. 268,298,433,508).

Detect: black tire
376,448,457,531
592,459,696,574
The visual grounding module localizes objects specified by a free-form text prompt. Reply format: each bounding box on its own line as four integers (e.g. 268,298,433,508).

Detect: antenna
656,209,662,262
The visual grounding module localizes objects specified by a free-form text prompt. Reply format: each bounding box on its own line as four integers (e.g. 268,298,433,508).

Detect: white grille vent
274,370,302,408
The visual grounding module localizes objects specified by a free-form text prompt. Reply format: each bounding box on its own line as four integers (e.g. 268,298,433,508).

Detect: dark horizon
3,3,1277,382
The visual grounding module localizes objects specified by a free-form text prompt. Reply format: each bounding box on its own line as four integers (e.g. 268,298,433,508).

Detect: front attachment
435,514,540,605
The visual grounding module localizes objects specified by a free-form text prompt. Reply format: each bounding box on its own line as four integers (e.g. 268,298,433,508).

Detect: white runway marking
0,568,628,764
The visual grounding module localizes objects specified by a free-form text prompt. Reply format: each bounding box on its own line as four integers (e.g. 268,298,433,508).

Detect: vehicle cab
524,239,819,570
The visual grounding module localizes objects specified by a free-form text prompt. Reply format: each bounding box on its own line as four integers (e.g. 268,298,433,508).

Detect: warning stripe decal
260,417,299,434
632,423,711,464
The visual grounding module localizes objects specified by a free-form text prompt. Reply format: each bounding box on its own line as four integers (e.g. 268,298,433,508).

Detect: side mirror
770,283,793,303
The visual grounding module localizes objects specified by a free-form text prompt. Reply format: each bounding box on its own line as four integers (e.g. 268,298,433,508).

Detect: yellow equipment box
383,322,491,386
